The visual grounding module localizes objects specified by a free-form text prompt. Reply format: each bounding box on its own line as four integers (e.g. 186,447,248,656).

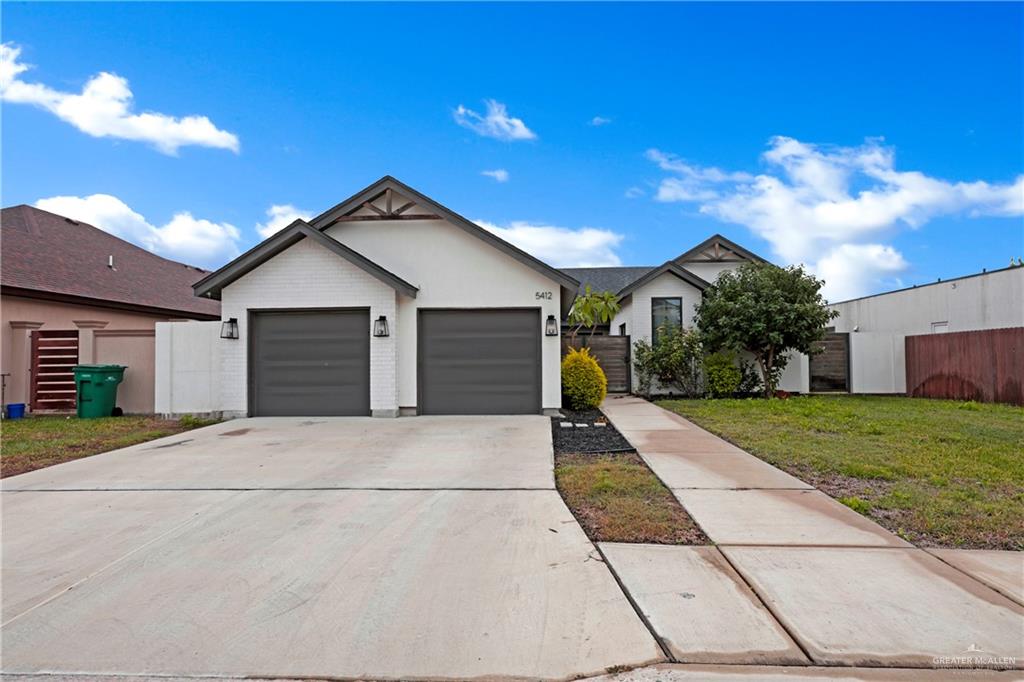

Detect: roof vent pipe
108,255,115,270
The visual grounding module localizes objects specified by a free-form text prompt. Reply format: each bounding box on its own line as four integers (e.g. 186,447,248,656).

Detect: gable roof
1,205,220,319
615,261,711,297
560,267,656,296
674,233,767,265
310,176,580,292
193,219,418,300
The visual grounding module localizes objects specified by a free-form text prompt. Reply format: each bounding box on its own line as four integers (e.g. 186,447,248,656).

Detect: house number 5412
535,291,553,300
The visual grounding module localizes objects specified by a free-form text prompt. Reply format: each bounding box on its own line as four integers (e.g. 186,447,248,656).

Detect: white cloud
475,219,623,267
590,116,612,126
454,99,536,141
257,204,313,238
481,168,510,183
624,186,645,199
812,243,909,302
1,42,239,155
647,136,1024,297
34,194,240,268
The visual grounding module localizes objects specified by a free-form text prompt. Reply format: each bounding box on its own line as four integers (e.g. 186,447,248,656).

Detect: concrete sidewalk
599,395,1024,671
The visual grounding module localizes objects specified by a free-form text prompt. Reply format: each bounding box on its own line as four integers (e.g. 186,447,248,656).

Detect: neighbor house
1,205,220,413
156,177,805,418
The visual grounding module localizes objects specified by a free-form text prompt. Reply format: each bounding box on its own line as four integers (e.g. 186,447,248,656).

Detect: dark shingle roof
559,266,655,295
1,205,220,318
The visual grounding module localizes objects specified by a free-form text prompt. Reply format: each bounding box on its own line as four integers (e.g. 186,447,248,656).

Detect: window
651,297,682,344
931,321,949,334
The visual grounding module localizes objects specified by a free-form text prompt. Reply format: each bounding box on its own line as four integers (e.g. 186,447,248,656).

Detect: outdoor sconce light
373,315,390,337
220,318,239,340
545,314,559,336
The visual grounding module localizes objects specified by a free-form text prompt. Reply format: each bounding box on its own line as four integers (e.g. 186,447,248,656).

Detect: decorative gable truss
673,234,767,265
321,186,440,226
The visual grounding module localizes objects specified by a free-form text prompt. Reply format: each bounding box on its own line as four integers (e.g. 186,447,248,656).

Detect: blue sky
3,2,1022,300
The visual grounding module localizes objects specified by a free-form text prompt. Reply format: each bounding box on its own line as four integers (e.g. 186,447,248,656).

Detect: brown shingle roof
1,205,220,319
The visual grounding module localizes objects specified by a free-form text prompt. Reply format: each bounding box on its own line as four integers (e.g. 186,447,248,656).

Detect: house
1,205,220,413
821,266,1024,397
563,235,809,394
161,176,578,418
158,178,807,418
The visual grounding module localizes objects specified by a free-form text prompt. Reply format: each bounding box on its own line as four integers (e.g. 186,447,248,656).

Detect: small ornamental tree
567,286,622,342
695,262,838,398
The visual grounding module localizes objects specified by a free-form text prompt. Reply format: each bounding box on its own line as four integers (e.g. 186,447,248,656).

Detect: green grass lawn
1,415,218,478
658,395,1024,550
555,452,708,544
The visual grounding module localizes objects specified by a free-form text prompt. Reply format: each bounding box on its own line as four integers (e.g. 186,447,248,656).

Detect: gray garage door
250,310,370,416
419,309,541,415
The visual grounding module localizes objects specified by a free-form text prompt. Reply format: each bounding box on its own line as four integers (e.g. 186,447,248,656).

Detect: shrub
562,346,608,409
632,326,703,398
737,360,763,396
703,352,741,398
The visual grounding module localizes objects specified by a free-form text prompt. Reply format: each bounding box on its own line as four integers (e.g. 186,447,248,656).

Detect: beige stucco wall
1,294,192,413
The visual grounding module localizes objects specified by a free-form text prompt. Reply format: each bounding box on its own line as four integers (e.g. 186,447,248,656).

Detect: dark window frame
651,297,683,345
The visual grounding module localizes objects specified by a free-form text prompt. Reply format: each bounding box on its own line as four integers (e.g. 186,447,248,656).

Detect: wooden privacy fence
905,327,1023,405
562,336,631,393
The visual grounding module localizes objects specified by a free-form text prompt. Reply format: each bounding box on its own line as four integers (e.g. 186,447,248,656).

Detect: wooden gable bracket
325,187,441,225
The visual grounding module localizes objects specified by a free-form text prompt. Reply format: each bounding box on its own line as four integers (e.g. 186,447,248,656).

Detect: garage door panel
251,310,370,417
419,310,541,415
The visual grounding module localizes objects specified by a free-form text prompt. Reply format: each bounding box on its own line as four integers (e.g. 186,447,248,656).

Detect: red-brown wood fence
905,327,1023,405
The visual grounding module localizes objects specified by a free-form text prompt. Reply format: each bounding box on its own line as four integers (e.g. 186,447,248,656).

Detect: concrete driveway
1,417,663,680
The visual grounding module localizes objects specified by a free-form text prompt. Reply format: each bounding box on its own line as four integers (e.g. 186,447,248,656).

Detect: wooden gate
563,336,631,393
906,327,1023,405
809,332,849,392
30,330,79,412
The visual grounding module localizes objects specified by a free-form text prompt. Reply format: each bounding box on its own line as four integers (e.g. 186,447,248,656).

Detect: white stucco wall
678,261,738,284
218,238,399,417
155,320,221,416
325,217,565,410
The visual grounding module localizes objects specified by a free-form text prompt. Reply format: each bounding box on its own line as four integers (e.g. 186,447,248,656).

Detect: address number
535,291,553,300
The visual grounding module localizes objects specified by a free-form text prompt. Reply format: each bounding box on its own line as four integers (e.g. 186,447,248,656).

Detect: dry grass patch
555,452,708,544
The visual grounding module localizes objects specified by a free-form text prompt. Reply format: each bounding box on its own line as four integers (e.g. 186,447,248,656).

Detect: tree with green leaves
567,286,622,342
695,262,838,398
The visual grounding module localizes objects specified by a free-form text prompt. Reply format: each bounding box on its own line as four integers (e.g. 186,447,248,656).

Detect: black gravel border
551,408,636,455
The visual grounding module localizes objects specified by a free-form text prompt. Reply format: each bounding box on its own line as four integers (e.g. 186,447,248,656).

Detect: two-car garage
249,308,542,417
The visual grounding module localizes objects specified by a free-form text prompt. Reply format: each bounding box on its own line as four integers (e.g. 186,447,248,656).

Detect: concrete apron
1,417,665,680
599,396,1024,671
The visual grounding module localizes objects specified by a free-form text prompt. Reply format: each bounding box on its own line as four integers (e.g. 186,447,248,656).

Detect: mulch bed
550,408,635,454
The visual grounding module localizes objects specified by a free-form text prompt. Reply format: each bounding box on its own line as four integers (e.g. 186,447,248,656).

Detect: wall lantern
545,314,559,337
373,315,390,337
220,317,239,340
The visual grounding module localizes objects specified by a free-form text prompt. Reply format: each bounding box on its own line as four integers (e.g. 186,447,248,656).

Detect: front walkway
600,395,1024,671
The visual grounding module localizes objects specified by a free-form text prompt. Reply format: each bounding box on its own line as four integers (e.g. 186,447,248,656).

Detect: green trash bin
73,365,126,419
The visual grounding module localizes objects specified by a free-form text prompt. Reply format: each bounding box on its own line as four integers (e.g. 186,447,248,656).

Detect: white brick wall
219,238,399,416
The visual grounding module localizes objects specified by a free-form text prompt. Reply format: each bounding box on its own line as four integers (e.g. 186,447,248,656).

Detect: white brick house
159,177,577,418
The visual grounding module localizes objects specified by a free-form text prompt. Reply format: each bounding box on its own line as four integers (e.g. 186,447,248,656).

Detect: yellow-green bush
562,346,608,409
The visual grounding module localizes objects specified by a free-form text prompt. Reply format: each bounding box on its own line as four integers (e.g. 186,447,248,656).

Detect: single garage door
419,309,541,415
250,310,370,416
